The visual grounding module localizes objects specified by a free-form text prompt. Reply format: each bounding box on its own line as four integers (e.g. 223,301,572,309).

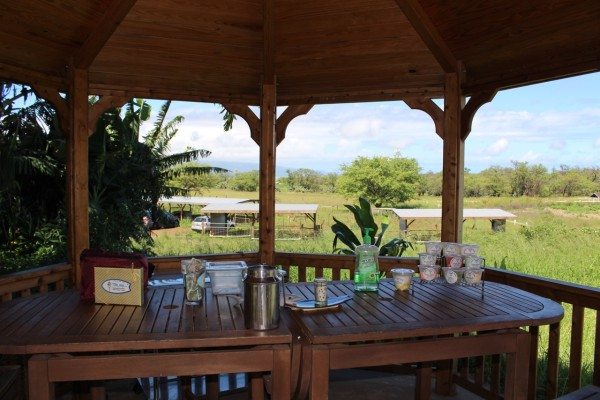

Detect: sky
147,72,600,174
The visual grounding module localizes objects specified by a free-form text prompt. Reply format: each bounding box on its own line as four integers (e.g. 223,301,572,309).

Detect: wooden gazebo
1,1,600,398
2,0,599,278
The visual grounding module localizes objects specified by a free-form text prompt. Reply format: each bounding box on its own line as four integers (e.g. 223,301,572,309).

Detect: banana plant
332,197,412,256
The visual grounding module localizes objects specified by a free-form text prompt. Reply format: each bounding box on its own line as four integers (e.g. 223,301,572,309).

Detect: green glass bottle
354,228,380,292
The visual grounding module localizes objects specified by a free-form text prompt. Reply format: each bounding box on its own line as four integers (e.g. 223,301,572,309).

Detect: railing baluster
569,305,584,392
298,266,306,282
547,321,561,400
490,354,500,396
474,355,484,387
314,267,324,279
331,269,341,281
528,325,539,400
594,310,600,386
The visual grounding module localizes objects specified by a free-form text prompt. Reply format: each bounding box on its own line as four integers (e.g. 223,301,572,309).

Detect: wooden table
284,279,563,400
0,285,291,400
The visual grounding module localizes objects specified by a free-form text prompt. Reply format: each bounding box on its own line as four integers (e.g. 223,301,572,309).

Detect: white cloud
520,151,542,163
487,138,509,155
595,137,600,147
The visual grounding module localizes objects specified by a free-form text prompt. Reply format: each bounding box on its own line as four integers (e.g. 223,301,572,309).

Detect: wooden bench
0,365,22,400
557,385,600,400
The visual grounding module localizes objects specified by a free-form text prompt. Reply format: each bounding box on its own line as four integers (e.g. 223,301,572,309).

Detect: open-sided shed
1,0,598,281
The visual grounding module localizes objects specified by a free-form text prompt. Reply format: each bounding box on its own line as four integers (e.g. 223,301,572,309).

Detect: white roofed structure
202,203,319,230
390,208,516,232
159,196,251,206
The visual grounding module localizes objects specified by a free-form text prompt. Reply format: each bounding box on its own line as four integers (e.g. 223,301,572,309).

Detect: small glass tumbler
314,277,328,307
182,258,205,305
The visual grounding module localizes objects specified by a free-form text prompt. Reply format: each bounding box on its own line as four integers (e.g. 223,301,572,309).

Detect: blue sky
152,72,600,174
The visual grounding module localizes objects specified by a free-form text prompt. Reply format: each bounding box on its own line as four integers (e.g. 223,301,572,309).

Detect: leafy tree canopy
337,154,421,207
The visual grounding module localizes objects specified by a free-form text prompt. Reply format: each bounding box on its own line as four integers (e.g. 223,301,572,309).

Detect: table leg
206,374,220,399
248,372,264,400
505,332,531,400
309,347,329,400
415,362,432,400
272,346,291,400
28,355,54,400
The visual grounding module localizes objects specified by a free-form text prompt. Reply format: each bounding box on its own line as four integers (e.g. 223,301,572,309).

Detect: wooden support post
259,84,276,264
441,66,465,243
259,0,276,265
67,67,90,288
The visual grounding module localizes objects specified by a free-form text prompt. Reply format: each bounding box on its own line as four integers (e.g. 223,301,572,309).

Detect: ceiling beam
73,0,138,69
393,0,458,73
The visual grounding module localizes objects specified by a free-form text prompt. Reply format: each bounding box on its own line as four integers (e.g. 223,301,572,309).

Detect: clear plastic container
418,265,440,282
206,261,247,295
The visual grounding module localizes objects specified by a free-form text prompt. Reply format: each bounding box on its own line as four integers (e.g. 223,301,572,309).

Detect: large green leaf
331,216,361,251
344,197,378,241
379,238,413,257
375,215,390,247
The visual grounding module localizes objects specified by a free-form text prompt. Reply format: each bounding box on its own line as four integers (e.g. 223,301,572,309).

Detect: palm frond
145,101,171,148
159,149,212,170
153,115,184,155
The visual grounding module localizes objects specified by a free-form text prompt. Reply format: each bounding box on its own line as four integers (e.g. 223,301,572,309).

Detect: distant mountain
205,160,289,178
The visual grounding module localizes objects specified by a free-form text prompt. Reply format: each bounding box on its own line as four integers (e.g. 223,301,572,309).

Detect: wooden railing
0,252,598,399
0,262,71,302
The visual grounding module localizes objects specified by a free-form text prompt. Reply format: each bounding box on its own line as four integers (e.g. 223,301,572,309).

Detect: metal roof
391,208,516,219
159,196,250,206
201,203,318,214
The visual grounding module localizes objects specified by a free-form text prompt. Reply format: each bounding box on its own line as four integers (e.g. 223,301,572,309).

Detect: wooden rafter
404,98,444,139
461,90,497,140
393,0,457,73
221,103,260,145
88,95,129,135
74,0,138,69
29,83,69,136
275,104,313,145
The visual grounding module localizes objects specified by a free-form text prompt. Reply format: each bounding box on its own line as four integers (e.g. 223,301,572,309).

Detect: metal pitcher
244,264,280,330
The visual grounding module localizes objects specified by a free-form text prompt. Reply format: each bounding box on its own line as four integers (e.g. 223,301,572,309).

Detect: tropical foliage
331,197,412,256
0,82,67,272
1,82,225,272
88,98,224,251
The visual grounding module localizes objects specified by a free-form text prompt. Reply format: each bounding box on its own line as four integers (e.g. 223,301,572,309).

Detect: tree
88,99,224,250
227,170,260,191
510,161,548,196
337,154,421,207
0,82,67,271
278,168,325,192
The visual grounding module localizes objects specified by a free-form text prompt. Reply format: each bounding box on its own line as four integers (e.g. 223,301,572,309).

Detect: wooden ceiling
0,0,599,105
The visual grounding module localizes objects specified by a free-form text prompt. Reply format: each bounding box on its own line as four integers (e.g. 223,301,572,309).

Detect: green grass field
153,190,599,396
